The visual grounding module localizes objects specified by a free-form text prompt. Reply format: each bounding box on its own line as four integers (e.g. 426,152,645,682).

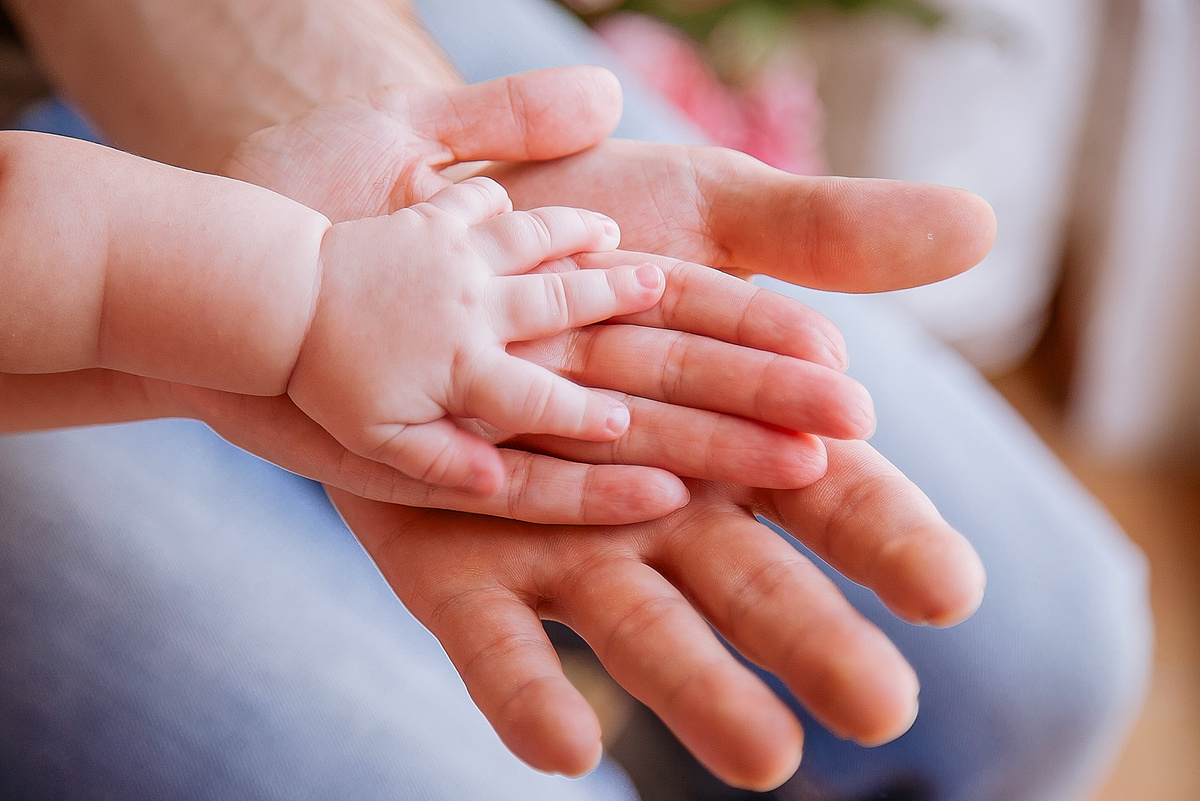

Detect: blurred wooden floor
992,366,1200,801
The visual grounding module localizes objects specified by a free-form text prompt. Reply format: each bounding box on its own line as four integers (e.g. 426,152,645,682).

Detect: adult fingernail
605,403,630,436
636,264,662,289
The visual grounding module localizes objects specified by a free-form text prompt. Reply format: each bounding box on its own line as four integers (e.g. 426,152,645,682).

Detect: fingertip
820,327,850,373
826,379,876,441
591,211,621,247
876,525,987,627
848,383,877,440
610,263,665,317
563,65,624,138
518,66,623,156
747,286,849,369
763,740,805,793
772,433,828,489
585,65,623,112
635,263,664,292
663,662,805,791
792,306,849,373
736,733,804,793
664,474,692,510
704,703,805,792
585,467,690,524
728,747,804,793
788,621,919,750
855,693,920,748
842,660,920,748
461,174,509,202
638,470,691,515
915,183,998,284
955,187,998,270
809,178,999,290
499,679,604,778
603,402,631,439
461,450,507,497
558,738,605,779
923,544,987,627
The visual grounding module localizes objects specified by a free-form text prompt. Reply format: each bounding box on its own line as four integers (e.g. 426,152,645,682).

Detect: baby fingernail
636,264,662,289
596,213,620,241
606,403,630,436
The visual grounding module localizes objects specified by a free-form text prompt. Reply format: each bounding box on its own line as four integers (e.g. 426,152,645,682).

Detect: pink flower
596,12,825,174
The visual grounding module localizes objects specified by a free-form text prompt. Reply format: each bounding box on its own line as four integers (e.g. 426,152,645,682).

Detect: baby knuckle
519,379,559,429
467,177,504,206
422,444,461,485
522,211,556,252
543,275,571,326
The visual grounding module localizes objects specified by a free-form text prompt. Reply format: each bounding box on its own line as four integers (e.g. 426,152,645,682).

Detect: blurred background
544,1,1200,798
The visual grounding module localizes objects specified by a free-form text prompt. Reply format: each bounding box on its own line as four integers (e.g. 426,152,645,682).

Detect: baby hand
288,177,666,494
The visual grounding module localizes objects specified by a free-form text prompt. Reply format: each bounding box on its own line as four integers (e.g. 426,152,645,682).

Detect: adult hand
225,65,992,790
333,439,984,789
0,368,681,523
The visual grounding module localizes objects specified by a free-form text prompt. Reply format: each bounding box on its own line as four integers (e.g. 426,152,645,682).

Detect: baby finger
490,263,664,342
476,206,621,275
419,176,513,222
364,417,506,495
461,353,630,442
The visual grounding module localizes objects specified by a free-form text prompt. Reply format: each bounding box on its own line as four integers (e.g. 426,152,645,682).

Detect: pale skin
6,132,840,494
0,123,872,514
5,0,998,790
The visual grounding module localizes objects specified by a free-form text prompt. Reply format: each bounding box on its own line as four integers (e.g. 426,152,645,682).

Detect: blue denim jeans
0,1,1152,799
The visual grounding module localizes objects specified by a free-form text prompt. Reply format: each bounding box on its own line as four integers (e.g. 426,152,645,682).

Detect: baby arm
0,133,665,492
0,131,329,393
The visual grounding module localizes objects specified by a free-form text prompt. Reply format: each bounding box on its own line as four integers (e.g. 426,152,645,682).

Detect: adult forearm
0,371,191,434
4,0,462,170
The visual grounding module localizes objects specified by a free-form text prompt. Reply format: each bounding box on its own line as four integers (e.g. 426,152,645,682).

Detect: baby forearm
0,132,330,394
